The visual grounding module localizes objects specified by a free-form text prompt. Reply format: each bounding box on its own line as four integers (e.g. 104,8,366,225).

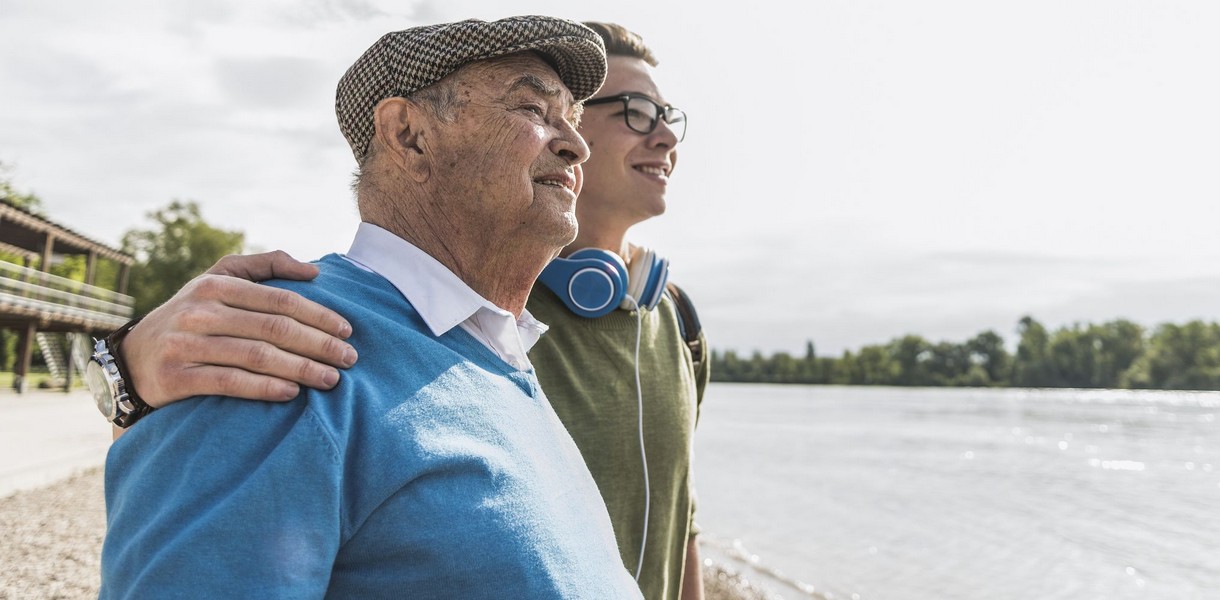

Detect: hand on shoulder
122,251,359,407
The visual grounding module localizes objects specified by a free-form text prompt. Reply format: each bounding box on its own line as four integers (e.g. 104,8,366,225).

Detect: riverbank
0,468,779,599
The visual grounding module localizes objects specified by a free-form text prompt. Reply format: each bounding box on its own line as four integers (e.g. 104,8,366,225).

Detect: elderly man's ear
372,97,431,183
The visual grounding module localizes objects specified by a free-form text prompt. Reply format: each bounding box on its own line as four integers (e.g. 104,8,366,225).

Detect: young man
97,17,644,598
95,22,706,600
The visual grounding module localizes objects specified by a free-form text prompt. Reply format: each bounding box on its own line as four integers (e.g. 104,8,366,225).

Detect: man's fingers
125,326,344,406
174,304,356,370
190,337,344,392
206,250,320,283
177,365,304,403
206,252,284,279
185,275,353,341
265,250,323,281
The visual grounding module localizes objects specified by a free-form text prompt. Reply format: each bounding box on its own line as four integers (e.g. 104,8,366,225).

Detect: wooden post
63,333,76,393
13,321,36,394
85,251,98,286
40,232,55,273
118,263,131,296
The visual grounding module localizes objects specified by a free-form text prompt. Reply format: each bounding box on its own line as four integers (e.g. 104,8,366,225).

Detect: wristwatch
86,317,154,428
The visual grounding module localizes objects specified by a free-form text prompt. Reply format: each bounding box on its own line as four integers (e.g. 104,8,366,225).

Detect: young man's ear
371,97,430,182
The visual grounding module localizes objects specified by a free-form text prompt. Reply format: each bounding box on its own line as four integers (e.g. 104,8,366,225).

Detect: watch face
85,359,117,420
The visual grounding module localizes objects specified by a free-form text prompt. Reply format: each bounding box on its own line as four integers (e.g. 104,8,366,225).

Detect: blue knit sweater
100,254,641,599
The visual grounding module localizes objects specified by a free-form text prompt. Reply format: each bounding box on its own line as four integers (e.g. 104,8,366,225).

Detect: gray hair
350,76,465,197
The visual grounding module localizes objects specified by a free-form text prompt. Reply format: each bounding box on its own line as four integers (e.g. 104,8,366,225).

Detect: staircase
34,332,93,388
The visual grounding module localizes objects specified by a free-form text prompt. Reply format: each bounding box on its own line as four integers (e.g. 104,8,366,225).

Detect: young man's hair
582,22,658,67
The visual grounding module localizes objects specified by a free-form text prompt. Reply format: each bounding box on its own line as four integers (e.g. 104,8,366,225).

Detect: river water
693,383,1220,600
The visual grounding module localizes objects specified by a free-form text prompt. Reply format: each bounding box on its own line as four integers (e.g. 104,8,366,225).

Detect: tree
925,340,973,386
799,340,819,383
0,164,45,372
1011,316,1051,387
705,316,1217,390
888,334,933,386
1123,321,1220,390
121,201,244,316
965,330,1010,385
1091,319,1145,387
850,344,899,385
0,161,44,214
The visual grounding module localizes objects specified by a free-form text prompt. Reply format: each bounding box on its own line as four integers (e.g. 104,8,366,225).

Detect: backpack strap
665,281,704,374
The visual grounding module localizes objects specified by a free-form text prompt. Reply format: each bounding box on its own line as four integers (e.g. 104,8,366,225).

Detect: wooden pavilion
0,199,135,392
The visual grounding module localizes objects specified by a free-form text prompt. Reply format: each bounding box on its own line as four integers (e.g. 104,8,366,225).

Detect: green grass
0,369,87,391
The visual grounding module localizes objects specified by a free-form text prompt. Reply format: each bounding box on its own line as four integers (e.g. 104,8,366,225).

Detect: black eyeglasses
583,94,687,142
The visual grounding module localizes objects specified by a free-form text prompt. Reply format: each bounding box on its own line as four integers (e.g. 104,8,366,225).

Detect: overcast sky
3,0,1219,355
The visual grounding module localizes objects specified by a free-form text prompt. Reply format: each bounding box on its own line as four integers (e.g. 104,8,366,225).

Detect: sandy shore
0,467,776,600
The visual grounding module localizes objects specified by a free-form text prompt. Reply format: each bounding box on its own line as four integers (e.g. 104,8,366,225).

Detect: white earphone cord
631,303,650,581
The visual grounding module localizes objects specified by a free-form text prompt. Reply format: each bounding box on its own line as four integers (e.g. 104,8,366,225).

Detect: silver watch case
85,337,137,422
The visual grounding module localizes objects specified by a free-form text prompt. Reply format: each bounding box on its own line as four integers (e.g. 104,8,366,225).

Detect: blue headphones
538,246,670,318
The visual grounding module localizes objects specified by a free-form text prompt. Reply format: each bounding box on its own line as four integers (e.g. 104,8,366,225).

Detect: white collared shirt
343,223,546,372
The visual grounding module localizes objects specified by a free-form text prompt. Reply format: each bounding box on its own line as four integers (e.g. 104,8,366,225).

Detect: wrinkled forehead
458,52,576,101
444,52,583,125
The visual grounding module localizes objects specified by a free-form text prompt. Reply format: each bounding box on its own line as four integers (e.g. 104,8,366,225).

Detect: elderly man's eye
522,104,545,117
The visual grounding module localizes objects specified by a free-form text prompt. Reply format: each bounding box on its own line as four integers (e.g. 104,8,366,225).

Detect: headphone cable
630,302,650,581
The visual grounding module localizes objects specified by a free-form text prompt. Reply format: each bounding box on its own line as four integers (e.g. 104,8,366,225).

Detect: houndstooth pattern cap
336,15,607,160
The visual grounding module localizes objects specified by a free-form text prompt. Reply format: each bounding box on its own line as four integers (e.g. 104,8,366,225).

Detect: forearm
680,534,705,600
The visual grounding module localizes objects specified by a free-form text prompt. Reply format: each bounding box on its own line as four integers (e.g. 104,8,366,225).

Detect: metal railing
0,260,134,328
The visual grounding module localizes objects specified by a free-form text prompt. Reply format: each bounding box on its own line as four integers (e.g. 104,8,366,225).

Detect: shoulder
262,254,431,341
264,254,391,307
663,281,702,339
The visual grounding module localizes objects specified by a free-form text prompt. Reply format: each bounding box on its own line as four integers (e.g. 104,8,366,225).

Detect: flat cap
336,15,607,160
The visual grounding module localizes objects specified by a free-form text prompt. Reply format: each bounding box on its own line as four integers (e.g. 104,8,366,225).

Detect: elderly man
97,16,642,598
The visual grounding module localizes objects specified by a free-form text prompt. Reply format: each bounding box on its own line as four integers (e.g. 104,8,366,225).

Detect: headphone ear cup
538,249,629,318
625,246,670,311
639,255,669,310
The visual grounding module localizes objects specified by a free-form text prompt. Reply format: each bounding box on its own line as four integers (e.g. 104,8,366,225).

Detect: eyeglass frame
582,94,687,142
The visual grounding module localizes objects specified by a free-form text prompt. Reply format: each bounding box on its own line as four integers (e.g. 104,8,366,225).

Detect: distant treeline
710,316,1220,390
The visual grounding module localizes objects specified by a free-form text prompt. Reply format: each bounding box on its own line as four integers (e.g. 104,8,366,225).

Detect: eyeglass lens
625,96,687,141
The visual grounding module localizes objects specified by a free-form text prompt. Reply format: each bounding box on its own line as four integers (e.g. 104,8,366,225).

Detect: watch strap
107,315,153,428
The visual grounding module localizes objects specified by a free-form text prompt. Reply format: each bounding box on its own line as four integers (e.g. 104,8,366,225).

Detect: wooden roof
0,199,133,265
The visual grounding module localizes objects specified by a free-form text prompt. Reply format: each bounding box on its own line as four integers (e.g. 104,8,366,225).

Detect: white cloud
3,0,1219,354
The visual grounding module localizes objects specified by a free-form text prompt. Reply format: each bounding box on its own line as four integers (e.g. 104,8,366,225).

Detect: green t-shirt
527,285,710,600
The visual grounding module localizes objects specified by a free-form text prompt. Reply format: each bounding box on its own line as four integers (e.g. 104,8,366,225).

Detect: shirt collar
343,222,547,348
